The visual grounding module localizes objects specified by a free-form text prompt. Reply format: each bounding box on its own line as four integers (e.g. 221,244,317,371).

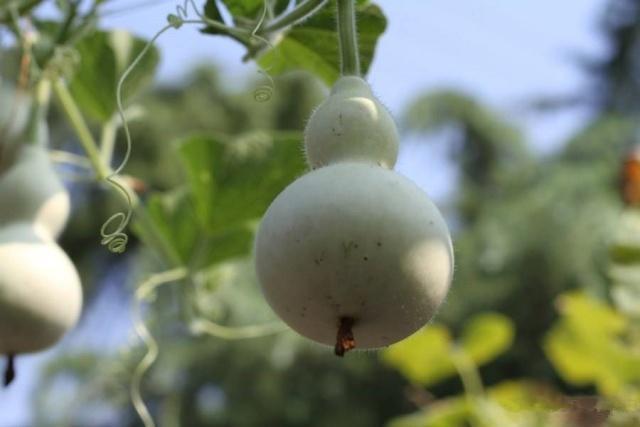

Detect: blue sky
0,1,609,425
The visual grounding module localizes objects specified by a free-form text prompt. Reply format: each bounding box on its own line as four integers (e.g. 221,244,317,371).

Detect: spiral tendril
251,2,278,102
131,268,188,427
254,69,275,102
167,0,205,28
100,212,129,254
108,24,174,255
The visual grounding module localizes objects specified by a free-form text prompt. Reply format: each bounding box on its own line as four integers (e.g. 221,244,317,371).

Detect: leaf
142,189,255,268
68,32,117,122
258,3,387,85
202,0,228,36
386,397,471,427
140,130,306,269
611,280,640,317
487,380,563,412
178,130,307,233
460,313,514,366
543,292,640,396
220,0,265,18
610,210,640,265
381,325,457,386
69,30,159,123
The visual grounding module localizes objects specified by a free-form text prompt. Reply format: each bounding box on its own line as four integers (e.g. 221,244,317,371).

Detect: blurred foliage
382,313,514,387
544,292,640,410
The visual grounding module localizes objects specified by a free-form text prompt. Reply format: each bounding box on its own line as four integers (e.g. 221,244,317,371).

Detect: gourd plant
0,0,453,424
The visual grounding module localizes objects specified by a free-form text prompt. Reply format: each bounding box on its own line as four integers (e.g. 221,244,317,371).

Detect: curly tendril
254,68,275,102
100,212,130,254
131,268,188,427
250,3,280,102
130,266,286,427
110,25,173,254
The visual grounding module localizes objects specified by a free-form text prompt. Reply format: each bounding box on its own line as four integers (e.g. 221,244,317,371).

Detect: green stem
336,0,360,76
100,117,118,166
24,79,51,147
51,78,183,267
450,347,485,427
261,0,329,33
51,79,109,179
451,346,484,398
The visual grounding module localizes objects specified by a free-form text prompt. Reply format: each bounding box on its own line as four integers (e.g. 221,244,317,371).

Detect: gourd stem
334,316,356,356
24,79,51,147
336,0,360,76
261,0,329,33
51,79,110,180
100,118,118,166
3,354,15,387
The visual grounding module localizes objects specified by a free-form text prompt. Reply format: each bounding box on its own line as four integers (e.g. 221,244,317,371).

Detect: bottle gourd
0,102,82,386
255,76,453,356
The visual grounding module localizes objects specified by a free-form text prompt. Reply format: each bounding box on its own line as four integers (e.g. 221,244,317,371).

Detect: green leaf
460,313,514,366
141,130,306,268
543,292,640,396
220,0,265,18
202,0,228,35
487,380,563,412
258,3,387,85
387,397,471,427
610,210,640,265
610,244,640,265
611,280,640,317
381,325,457,386
69,30,159,123
142,189,255,268
178,130,307,233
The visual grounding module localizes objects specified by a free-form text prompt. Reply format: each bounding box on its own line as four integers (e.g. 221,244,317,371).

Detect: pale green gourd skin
304,76,399,169
0,223,82,354
0,144,71,239
0,85,31,143
255,163,453,349
0,114,80,357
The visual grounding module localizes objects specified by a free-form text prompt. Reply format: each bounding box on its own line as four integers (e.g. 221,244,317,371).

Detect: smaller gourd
0,120,70,239
304,76,399,169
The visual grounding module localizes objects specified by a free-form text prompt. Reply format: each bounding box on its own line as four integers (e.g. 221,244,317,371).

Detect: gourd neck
24,81,51,148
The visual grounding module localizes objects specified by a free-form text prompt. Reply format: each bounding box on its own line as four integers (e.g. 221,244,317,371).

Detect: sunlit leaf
386,398,471,427
543,292,640,396
381,325,456,386
258,3,387,85
461,313,514,366
488,380,563,412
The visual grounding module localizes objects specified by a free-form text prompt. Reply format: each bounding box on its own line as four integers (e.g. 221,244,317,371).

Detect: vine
130,267,286,427
336,0,361,76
